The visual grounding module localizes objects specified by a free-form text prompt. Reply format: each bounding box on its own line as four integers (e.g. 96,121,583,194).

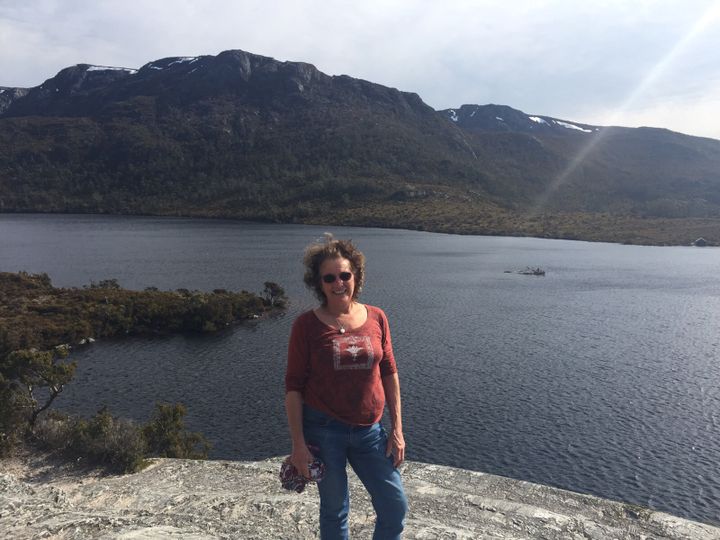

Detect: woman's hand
386,428,405,467
290,444,315,479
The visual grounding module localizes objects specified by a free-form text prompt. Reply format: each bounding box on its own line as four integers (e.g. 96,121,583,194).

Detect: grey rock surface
1,454,719,539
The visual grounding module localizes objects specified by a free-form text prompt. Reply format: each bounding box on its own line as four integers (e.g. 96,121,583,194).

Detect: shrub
0,384,30,457
32,410,75,451
143,402,210,459
86,278,121,290
68,407,148,473
32,403,212,473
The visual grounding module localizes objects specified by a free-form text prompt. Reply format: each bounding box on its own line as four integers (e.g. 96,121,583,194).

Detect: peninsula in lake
2,49,720,245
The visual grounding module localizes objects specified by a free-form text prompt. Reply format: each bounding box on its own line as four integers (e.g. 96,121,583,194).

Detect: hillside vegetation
2,49,720,245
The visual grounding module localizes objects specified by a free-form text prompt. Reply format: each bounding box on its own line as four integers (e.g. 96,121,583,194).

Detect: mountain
0,50,491,218
443,103,599,134
1,49,719,245
440,104,720,218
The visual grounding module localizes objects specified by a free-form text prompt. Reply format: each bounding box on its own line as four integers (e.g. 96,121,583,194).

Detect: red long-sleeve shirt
285,305,397,425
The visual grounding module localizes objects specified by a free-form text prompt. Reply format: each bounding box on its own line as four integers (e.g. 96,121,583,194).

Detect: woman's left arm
382,372,405,467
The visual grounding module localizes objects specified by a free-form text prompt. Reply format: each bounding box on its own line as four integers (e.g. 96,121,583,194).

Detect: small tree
0,346,76,428
87,278,121,290
262,281,287,307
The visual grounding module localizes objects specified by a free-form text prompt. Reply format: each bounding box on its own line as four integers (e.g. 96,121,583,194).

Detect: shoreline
2,209,718,247
1,451,719,539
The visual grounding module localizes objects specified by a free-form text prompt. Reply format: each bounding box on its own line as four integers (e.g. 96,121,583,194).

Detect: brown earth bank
5,206,720,246
1,450,718,539
315,200,720,246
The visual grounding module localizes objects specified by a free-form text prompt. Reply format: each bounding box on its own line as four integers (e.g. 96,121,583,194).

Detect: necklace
327,303,352,334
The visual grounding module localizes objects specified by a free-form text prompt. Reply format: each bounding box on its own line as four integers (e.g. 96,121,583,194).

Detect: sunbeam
529,1,720,216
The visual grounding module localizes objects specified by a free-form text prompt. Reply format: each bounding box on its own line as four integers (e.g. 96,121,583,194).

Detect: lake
1,213,719,525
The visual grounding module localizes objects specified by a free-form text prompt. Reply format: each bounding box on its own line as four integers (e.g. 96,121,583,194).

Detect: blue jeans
303,405,407,540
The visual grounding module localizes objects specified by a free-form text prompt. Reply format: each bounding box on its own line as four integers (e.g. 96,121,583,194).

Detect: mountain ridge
5,53,715,141
1,48,719,245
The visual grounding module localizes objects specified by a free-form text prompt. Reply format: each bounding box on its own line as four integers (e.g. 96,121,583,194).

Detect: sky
2,0,720,140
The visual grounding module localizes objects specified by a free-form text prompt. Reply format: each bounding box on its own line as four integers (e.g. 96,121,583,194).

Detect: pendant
339,327,346,334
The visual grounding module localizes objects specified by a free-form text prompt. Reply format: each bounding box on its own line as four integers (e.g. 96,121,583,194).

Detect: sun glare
530,1,720,215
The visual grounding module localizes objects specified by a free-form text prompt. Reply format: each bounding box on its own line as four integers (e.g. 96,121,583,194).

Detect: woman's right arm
285,316,315,477
285,390,314,478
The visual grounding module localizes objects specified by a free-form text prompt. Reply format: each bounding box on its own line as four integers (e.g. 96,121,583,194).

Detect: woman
285,234,408,539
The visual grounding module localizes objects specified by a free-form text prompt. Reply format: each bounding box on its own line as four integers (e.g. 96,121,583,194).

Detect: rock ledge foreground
1,454,718,539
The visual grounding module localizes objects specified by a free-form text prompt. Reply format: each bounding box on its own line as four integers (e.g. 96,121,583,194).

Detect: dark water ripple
2,214,720,525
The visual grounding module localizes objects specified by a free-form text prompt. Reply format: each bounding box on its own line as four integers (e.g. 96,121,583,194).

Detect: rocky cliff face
0,50,436,121
0,86,29,114
1,453,717,539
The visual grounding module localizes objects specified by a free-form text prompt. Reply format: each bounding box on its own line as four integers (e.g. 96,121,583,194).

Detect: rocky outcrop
1,453,718,539
0,50,434,120
440,104,598,135
0,86,29,114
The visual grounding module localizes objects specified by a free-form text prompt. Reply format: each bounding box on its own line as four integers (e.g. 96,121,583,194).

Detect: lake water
1,213,719,525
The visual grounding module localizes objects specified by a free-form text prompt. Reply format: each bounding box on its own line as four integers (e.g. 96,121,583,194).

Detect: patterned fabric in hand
280,445,325,493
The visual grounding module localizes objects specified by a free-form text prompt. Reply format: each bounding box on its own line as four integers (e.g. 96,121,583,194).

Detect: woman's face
318,256,355,304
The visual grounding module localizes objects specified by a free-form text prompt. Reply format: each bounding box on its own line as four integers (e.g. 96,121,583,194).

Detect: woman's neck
323,299,355,317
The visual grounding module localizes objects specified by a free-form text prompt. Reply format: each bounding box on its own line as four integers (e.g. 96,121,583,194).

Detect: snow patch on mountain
168,57,199,68
86,65,138,74
448,109,458,122
529,116,549,125
144,57,198,71
554,120,593,133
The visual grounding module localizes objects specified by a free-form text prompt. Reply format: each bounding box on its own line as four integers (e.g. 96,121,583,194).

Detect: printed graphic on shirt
333,335,374,370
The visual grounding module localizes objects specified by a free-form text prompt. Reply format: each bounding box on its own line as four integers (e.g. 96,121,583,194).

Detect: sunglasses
322,272,353,283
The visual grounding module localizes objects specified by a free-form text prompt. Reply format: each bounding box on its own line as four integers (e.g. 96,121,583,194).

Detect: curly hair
303,233,366,303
